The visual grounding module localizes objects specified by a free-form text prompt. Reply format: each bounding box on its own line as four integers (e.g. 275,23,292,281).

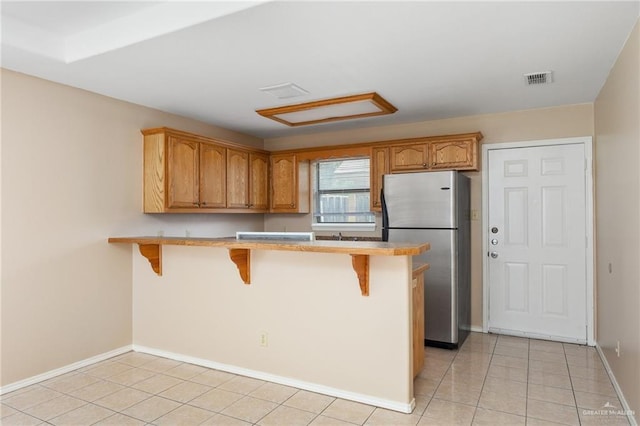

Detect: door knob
490,252,499,259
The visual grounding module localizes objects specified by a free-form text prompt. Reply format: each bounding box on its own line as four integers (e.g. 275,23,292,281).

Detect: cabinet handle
422,163,427,167
245,204,250,207
290,203,294,208
201,202,207,206
193,202,199,206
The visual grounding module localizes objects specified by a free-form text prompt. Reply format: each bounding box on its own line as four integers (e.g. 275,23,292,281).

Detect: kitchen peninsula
109,236,429,412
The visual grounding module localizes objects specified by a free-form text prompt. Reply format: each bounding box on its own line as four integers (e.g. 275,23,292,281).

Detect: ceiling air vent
524,71,553,85
259,83,309,99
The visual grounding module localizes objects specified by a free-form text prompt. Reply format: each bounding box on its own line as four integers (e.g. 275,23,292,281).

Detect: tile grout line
524,336,530,423
468,334,497,425
563,342,584,425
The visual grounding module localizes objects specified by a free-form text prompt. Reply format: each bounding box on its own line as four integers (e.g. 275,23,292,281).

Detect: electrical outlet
615,341,620,357
157,230,164,237
260,332,268,347
185,230,191,238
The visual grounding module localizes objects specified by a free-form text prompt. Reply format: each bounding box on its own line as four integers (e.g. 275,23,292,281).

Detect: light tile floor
0,333,631,425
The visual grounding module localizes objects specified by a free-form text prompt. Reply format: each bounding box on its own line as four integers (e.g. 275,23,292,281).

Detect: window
313,158,375,226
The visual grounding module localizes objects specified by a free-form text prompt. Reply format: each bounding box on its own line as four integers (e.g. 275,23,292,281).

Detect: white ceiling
2,1,638,139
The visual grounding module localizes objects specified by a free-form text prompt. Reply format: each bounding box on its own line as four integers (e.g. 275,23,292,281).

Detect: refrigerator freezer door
388,228,457,344
383,171,457,228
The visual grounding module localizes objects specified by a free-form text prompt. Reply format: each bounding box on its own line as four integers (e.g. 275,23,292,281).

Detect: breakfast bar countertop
108,236,429,256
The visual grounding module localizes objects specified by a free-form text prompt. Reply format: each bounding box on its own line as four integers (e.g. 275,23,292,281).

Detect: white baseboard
133,344,415,414
470,326,484,333
595,343,638,426
0,345,133,396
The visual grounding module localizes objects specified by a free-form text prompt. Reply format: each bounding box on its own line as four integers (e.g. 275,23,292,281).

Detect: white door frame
482,137,595,346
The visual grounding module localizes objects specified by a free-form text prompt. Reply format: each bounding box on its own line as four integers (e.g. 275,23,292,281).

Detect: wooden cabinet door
199,144,227,208
227,149,249,209
270,154,297,212
429,140,477,170
390,144,429,172
167,136,199,208
249,153,269,211
370,147,389,212
412,271,425,377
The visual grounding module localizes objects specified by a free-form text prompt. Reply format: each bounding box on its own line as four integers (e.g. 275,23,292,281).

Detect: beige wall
0,70,265,386
265,104,595,329
133,246,414,410
594,19,640,419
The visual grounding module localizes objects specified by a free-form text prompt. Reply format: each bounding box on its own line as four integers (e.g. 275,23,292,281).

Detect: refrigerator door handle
381,187,389,241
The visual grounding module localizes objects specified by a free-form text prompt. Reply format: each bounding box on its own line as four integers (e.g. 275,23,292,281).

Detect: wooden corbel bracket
229,248,251,284
350,254,370,296
133,243,251,285
138,244,162,276
120,240,373,295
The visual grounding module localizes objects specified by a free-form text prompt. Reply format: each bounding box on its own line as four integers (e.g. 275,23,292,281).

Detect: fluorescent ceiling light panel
256,92,397,127
260,82,309,99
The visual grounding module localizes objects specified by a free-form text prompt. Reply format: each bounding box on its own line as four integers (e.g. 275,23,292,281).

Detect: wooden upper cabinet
143,127,270,213
200,144,226,208
144,127,481,214
167,137,200,209
386,135,481,173
226,150,269,211
227,149,250,209
429,139,478,170
369,134,481,211
270,153,310,213
249,153,269,211
270,154,297,211
370,147,389,212
389,143,429,172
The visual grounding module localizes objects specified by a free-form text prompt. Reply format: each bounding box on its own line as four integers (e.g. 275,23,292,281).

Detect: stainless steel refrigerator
382,171,470,349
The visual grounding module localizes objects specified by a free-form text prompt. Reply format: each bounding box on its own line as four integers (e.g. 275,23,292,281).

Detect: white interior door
487,143,587,343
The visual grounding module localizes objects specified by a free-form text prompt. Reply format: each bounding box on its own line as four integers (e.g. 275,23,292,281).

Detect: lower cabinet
412,266,426,378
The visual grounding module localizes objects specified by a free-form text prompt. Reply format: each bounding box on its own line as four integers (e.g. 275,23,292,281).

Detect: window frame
311,158,376,231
